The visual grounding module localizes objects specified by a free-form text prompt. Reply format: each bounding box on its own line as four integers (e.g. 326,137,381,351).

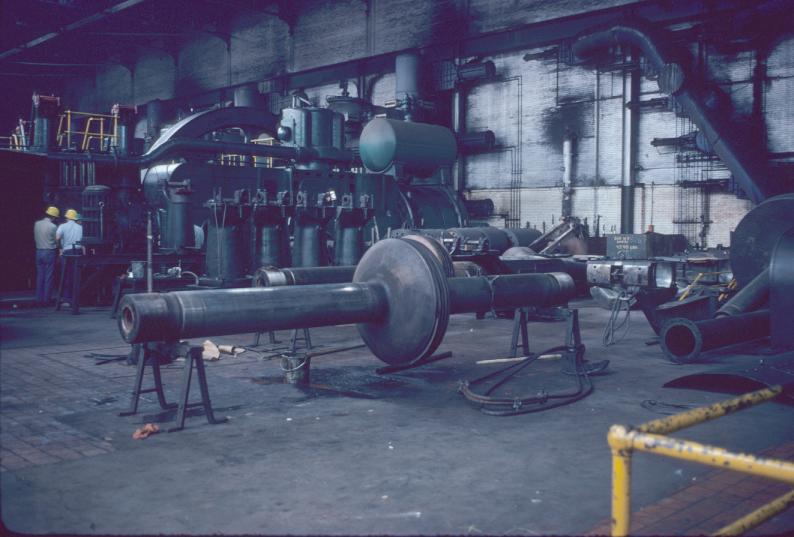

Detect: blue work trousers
36,249,57,304
61,250,82,300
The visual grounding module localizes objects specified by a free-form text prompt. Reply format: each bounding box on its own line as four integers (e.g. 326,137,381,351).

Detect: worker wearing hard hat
56,209,84,305
34,206,60,305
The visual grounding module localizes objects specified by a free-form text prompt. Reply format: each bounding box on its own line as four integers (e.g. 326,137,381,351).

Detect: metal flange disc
401,233,455,277
731,193,794,287
354,238,450,365
402,237,450,362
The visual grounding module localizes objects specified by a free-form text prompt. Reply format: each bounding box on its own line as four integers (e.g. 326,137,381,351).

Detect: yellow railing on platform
608,385,794,536
0,135,23,150
56,110,118,151
252,136,278,168
217,137,280,168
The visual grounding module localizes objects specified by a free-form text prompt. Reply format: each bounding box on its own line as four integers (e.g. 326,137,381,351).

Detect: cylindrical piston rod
120,238,576,365
253,266,357,287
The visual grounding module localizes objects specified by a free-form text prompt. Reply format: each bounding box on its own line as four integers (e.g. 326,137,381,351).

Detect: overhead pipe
571,20,769,204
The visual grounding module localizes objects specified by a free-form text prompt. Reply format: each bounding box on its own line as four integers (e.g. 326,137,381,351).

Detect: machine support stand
169,347,227,432
119,344,225,432
251,330,279,347
376,351,454,375
119,343,175,417
566,309,582,348
510,308,531,358
290,328,312,353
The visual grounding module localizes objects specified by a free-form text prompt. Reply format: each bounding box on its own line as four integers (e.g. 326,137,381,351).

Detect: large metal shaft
119,239,575,364
120,283,388,344
447,274,575,314
122,273,572,344
660,310,770,363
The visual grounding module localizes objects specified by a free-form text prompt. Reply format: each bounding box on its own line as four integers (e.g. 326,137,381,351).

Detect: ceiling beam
0,0,148,61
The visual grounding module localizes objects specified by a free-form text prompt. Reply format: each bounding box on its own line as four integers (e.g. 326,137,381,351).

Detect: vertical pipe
452,87,467,193
562,135,574,218
594,70,600,230
67,110,72,149
146,212,153,293
621,53,639,234
146,99,163,151
234,84,261,108
395,52,421,120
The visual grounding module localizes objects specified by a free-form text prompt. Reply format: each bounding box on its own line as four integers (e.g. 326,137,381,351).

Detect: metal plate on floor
663,355,794,404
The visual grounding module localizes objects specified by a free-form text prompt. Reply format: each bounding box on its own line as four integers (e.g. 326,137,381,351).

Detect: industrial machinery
3,53,501,308
660,194,794,362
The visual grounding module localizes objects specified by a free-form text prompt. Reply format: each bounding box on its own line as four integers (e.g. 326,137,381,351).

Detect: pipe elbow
608,424,632,450
571,21,669,70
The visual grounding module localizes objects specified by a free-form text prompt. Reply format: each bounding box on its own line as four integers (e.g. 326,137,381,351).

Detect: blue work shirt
56,220,83,251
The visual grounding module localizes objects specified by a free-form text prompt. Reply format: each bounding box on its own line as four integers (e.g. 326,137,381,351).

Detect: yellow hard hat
65,209,78,220
46,206,59,217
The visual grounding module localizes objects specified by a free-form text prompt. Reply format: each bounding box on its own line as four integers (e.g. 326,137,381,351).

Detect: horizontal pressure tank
359,118,457,177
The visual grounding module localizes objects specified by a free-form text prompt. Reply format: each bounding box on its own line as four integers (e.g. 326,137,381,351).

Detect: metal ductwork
571,20,770,204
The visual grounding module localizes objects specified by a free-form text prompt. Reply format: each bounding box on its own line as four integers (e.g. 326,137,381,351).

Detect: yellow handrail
608,385,794,536
57,109,118,151
0,135,22,149
251,136,278,168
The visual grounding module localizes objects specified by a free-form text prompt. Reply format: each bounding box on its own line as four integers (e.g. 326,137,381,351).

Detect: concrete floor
1,300,792,535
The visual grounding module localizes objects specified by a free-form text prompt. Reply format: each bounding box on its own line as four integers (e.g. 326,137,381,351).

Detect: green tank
359,118,457,177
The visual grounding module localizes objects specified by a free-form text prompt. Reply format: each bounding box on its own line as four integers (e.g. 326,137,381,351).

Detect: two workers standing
33,206,83,306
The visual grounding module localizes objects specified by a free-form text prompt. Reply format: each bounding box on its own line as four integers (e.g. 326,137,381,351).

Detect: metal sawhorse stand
120,343,226,432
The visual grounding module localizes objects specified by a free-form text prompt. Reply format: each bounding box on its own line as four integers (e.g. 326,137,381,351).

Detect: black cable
459,344,595,416
602,290,633,346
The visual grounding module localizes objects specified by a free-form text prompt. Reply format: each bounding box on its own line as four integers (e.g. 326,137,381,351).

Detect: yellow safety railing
56,110,118,151
252,136,278,168
217,137,280,168
608,385,794,536
0,135,23,150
